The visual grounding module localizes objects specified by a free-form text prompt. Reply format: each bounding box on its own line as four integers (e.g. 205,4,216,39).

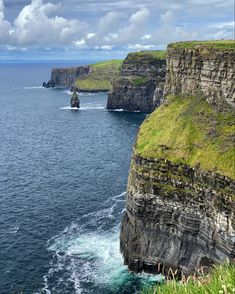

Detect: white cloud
141,34,152,40
98,11,124,34
128,44,154,50
95,45,113,50
210,21,235,30
1,0,234,55
74,38,86,47
0,0,12,42
87,33,95,39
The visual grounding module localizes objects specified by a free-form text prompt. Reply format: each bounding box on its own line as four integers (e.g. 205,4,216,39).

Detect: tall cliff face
43,66,90,88
164,44,235,109
107,51,166,112
120,41,235,276
121,154,235,275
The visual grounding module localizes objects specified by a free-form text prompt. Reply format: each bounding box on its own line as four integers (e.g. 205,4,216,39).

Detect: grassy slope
168,40,234,50
75,59,122,91
126,50,166,60
136,95,235,179
143,263,235,294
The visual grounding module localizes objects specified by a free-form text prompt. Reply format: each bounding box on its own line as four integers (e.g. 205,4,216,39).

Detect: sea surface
0,61,160,293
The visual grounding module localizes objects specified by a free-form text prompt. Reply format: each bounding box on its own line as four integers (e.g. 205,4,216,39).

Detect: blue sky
0,0,234,60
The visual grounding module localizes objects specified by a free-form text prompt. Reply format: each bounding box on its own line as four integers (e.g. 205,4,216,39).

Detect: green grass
143,263,235,294
75,59,123,91
136,94,235,179
126,50,166,60
168,40,234,50
132,76,150,85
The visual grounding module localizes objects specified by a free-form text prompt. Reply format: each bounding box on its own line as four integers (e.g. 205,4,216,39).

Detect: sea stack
70,89,80,108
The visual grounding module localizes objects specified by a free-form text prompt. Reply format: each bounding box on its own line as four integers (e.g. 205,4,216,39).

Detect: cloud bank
0,0,234,58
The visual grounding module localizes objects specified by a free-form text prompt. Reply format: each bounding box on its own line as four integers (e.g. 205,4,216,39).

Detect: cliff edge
120,41,235,276
107,51,166,112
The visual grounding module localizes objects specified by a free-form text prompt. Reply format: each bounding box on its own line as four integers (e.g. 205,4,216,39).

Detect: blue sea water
0,61,159,293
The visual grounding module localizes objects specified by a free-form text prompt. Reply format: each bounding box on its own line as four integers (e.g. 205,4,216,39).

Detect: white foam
62,90,100,96
10,226,19,234
63,90,72,95
107,109,142,113
42,191,162,292
80,106,105,110
24,86,44,89
60,106,79,110
60,106,104,110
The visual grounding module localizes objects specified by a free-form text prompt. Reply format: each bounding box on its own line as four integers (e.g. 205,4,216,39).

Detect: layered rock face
164,46,235,109
43,66,90,88
107,52,166,112
120,43,235,276
120,155,235,275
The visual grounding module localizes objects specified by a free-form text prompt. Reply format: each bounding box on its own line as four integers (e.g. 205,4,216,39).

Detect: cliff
107,51,166,112
43,60,122,91
74,60,122,91
164,40,235,109
120,41,235,276
43,66,90,88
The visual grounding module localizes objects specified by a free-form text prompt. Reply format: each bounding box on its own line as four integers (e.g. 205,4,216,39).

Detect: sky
0,0,234,60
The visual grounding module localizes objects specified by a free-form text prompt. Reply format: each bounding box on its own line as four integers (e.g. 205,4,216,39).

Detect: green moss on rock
136,95,235,179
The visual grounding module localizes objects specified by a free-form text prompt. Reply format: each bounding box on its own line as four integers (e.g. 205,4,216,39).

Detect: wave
42,191,162,293
24,86,44,89
108,109,141,113
60,106,79,110
60,106,105,111
62,90,100,97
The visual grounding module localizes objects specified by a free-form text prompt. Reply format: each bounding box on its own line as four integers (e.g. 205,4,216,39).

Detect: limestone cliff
120,41,235,276
107,51,166,112
164,42,235,109
43,66,90,88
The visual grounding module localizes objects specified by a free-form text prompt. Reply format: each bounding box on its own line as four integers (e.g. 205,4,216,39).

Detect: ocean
0,61,159,293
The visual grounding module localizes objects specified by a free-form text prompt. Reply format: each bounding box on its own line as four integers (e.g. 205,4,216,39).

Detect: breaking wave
42,192,162,293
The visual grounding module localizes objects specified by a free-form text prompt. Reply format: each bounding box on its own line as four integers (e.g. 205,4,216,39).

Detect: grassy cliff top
75,59,122,91
126,50,166,60
168,40,234,50
89,59,123,69
136,95,235,179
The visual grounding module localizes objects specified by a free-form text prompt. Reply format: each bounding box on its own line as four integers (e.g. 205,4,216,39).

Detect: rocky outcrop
164,45,235,109
70,90,80,108
43,66,90,88
107,52,166,112
120,154,235,275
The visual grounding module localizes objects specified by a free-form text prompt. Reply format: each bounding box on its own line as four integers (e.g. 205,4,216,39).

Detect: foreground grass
143,263,235,294
168,40,234,50
75,59,123,91
136,94,235,179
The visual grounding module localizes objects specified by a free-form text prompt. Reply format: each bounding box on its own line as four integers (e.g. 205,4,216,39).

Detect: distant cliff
43,60,122,91
120,41,235,276
107,51,166,112
43,66,90,88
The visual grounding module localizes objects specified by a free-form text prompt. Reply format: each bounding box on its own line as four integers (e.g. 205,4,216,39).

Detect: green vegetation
142,263,235,294
136,95,235,179
168,40,234,50
127,50,166,60
75,59,123,91
132,76,150,85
